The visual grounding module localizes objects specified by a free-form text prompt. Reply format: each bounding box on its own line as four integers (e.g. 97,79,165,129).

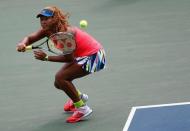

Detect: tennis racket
25,32,76,55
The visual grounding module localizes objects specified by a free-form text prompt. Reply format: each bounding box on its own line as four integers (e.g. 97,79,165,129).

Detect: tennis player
16,6,106,123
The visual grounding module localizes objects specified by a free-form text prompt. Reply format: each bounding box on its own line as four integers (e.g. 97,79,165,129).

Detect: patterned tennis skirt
75,49,106,73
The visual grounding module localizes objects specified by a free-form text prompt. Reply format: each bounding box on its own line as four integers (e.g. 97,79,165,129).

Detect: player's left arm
34,50,75,62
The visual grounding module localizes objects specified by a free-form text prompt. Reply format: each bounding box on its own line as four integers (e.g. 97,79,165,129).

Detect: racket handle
25,45,32,51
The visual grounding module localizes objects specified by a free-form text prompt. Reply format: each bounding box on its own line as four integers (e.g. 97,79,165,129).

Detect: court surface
1,0,190,131
123,102,190,131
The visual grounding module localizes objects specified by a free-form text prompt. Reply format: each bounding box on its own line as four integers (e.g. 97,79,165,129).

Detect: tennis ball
80,20,88,28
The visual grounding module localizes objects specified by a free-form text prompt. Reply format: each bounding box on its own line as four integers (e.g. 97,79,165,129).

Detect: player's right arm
16,29,46,52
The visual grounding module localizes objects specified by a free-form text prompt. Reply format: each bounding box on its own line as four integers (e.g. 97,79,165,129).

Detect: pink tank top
73,27,103,57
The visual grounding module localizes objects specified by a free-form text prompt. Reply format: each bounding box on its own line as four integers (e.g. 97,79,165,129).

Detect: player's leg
54,63,88,112
54,63,92,123
54,62,73,90
54,62,89,101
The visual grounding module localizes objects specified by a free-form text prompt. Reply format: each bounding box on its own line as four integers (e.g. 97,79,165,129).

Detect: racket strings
48,32,76,55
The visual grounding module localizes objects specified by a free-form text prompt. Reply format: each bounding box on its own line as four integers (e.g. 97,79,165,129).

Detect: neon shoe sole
66,109,93,123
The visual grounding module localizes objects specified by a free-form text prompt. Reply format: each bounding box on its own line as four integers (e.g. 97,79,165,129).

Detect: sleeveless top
73,27,103,57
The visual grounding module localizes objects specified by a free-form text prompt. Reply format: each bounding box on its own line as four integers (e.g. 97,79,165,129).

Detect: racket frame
25,32,76,55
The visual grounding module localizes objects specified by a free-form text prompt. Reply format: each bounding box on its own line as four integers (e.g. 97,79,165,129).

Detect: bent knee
55,72,73,82
54,81,60,89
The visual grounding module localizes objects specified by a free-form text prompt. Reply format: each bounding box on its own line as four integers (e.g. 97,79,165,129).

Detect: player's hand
16,44,26,52
33,50,47,61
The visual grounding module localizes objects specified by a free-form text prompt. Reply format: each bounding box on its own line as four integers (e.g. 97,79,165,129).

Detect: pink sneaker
66,105,92,123
64,99,76,112
64,94,88,112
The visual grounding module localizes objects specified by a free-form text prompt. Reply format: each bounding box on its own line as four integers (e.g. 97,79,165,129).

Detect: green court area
1,0,190,131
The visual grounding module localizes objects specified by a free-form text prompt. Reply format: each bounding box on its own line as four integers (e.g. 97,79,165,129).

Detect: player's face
40,16,56,30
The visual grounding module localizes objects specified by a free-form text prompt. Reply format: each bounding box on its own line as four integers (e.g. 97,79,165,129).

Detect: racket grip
25,45,32,51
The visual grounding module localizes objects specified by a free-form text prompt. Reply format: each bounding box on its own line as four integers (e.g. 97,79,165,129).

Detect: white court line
122,102,190,131
123,107,137,131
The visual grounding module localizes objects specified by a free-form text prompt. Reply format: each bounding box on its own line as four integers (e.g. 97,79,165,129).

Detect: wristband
44,55,49,61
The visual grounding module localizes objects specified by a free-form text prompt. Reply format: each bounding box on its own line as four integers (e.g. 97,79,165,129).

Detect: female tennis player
16,6,106,123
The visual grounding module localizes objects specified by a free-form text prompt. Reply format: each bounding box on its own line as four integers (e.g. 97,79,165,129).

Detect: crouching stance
16,6,106,123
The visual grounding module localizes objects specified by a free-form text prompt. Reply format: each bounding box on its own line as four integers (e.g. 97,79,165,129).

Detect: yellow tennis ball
80,20,88,28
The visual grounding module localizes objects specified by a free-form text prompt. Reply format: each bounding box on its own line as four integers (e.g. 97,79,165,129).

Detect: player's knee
55,72,68,86
54,81,60,89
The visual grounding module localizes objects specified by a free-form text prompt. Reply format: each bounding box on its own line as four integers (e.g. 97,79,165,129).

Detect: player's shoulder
67,26,77,36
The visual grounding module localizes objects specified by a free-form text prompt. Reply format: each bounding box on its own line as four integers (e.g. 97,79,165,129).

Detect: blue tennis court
123,102,190,131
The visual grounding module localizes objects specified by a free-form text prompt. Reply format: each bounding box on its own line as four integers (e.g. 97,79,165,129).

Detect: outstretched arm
16,29,46,52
